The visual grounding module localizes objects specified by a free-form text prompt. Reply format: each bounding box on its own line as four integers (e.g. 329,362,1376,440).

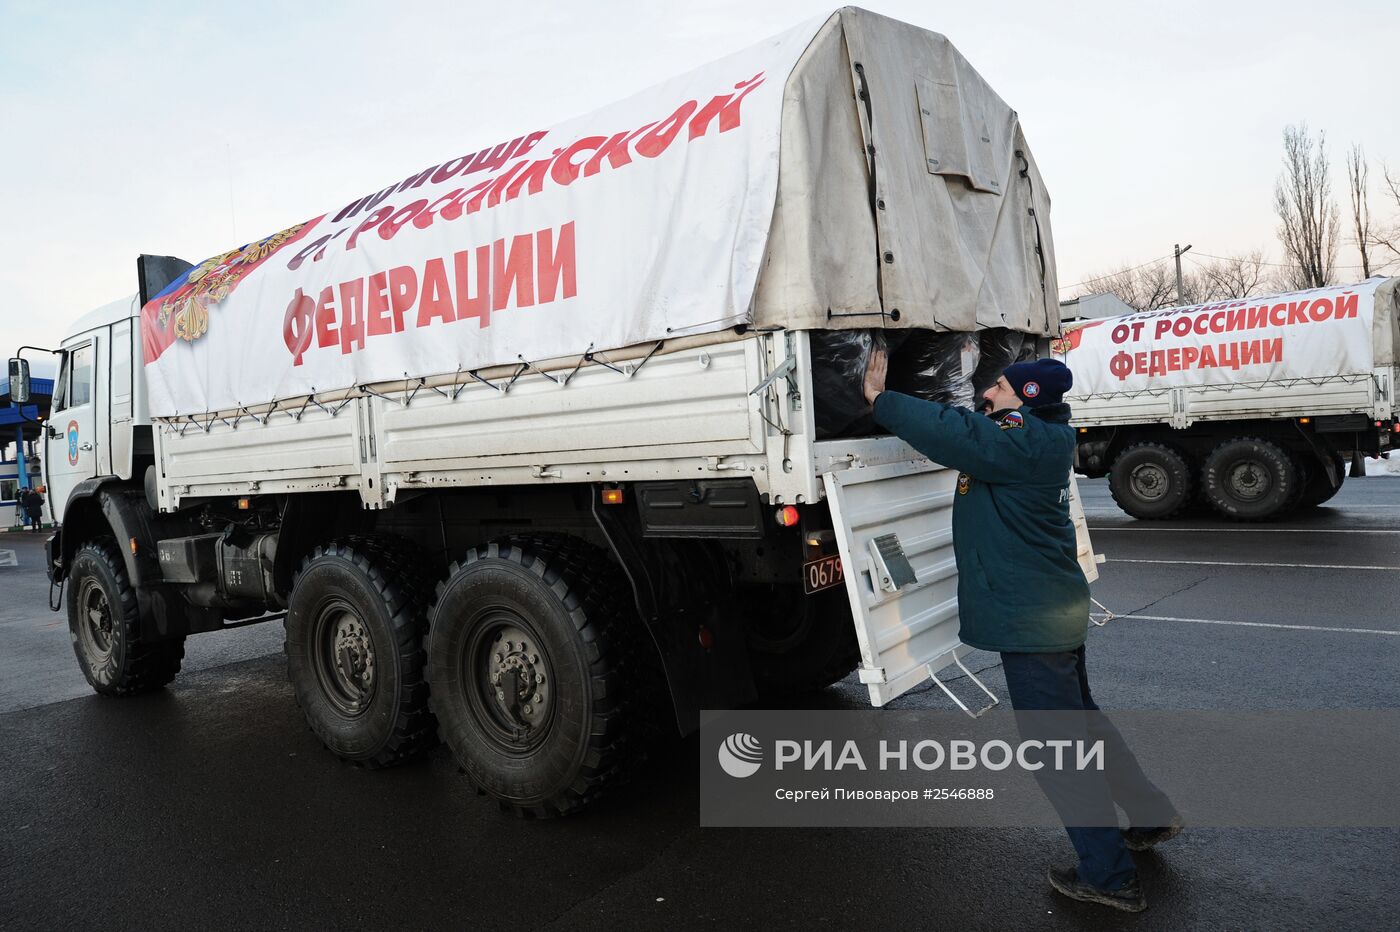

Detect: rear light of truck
600,488,626,505
775,505,800,527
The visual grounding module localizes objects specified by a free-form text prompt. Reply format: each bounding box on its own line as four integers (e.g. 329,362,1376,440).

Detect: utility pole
1174,243,1193,306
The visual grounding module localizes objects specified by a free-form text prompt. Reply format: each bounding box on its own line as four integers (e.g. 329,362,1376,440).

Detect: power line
1057,255,1172,292
1189,249,1377,271
1063,247,1385,295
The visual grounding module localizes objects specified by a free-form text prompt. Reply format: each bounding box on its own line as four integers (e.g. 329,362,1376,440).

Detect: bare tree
1187,251,1272,302
1274,124,1339,289
1371,163,1400,269
1077,260,1177,311
1347,144,1372,278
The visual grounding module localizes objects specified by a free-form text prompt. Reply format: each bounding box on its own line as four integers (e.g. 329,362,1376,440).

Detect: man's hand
863,346,888,406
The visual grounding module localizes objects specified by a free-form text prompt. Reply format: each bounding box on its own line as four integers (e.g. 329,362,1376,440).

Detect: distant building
1,376,54,528
1060,292,1134,322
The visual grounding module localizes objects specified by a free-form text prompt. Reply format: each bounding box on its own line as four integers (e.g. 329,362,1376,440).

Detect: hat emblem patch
1022,381,1040,398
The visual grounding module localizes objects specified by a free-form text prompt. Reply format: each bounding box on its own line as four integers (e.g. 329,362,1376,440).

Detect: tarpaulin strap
1017,149,1050,327
295,394,351,418
468,370,502,393
426,368,469,401
630,341,664,376
588,341,664,379
852,61,888,324
260,400,281,425
827,308,889,320
562,345,595,386
358,384,397,404
516,355,561,385
402,375,425,406
586,348,627,376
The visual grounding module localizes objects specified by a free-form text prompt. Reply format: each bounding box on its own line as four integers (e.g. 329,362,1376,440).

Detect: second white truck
1061,278,1399,520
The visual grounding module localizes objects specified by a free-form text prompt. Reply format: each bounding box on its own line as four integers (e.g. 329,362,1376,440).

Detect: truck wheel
1202,438,1298,521
1298,452,1346,508
284,536,438,768
1108,443,1194,519
743,584,859,696
68,539,185,696
428,537,654,817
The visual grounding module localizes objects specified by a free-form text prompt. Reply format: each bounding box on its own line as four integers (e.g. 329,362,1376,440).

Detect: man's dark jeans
1000,646,1174,891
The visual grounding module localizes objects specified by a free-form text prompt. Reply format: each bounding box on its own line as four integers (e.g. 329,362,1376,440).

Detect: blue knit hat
1002,359,1072,407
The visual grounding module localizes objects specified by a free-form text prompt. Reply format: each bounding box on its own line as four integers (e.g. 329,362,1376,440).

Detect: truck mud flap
822,460,967,707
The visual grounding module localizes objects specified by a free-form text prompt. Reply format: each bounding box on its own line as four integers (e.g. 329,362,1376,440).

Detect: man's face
981,375,1023,415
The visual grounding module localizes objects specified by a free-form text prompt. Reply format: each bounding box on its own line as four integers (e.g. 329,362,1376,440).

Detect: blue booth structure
0,376,54,528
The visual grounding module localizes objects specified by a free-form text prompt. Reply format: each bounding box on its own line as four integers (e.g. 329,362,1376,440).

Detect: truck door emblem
67,421,80,465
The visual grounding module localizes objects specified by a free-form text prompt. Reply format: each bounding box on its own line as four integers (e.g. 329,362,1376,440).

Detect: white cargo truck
1061,278,1399,520
8,8,1087,815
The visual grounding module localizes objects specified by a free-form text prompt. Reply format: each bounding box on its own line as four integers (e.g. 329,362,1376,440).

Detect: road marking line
1107,558,1400,571
0,550,15,567
1089,527,1400,535
1102,613,1400,637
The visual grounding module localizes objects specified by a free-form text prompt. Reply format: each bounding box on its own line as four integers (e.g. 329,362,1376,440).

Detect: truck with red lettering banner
1061,277,1400,520
7,8,1093,816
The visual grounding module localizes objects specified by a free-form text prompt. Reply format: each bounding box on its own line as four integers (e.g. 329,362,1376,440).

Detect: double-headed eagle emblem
157,222,306,343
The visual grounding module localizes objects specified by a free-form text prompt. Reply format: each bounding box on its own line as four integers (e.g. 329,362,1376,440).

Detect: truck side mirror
7,357,30,404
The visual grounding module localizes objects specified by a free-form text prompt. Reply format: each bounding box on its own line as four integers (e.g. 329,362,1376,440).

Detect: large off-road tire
68,539,184,696
742,583,859,696
284,536,438,768
1108,442,1195,520
428,536,657,818
1297,451,1346,509
1202,437,1299,521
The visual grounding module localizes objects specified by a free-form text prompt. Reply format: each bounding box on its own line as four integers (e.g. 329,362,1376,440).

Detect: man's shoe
1047,865,1147,913
1122,815,1184,852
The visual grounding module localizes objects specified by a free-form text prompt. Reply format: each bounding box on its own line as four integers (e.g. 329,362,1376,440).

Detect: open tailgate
823,461,1100,708
823,459,964,707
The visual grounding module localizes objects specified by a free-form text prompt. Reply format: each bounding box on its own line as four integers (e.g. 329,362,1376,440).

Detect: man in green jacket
864,351,1179,914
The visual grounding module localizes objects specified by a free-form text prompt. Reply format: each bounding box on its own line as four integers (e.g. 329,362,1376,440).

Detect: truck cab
40,296,149,527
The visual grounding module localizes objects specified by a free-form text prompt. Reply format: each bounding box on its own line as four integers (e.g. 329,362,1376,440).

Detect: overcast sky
2,0,1397,354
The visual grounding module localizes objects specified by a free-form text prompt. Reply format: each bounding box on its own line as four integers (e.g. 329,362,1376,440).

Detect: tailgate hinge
705,456,747,472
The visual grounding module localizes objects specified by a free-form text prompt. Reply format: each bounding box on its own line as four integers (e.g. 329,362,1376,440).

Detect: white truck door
823,460,966,707
824,462,1100,708
45,335,100,523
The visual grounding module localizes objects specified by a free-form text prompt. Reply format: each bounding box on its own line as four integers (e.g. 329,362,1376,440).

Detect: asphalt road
2,480,1398,930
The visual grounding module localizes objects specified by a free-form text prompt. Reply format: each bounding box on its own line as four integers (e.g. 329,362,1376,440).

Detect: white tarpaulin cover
1057,278,1397,398
140,7,1057,418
